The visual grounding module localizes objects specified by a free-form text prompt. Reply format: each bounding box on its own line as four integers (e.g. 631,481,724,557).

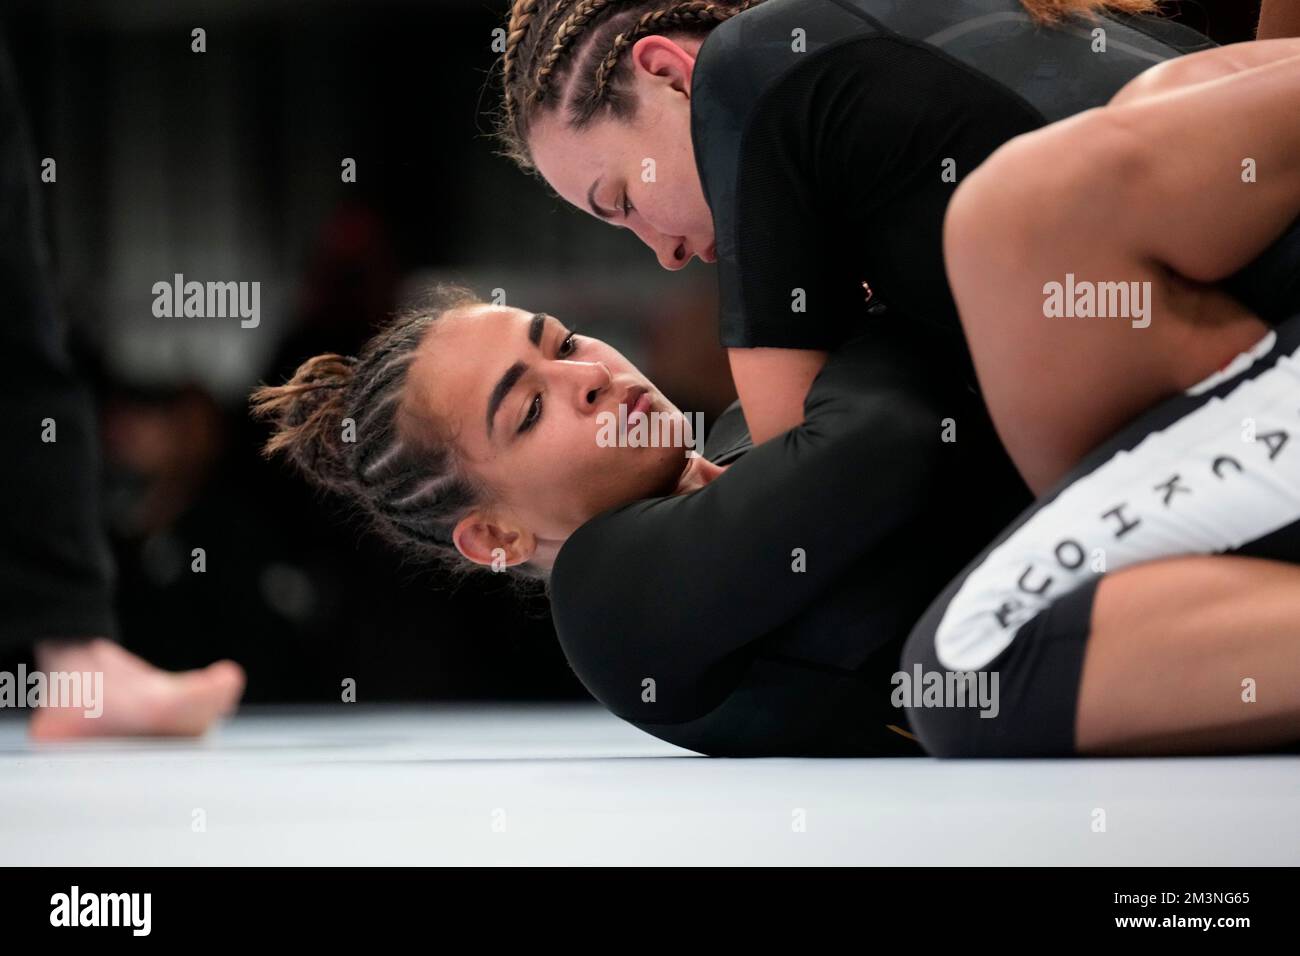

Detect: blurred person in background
0,33,245,738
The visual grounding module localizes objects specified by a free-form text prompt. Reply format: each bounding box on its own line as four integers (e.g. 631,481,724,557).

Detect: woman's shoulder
693,0,1212,154
691,0,882,127
548,496,668,650
547,494,725,721
690,0,978,202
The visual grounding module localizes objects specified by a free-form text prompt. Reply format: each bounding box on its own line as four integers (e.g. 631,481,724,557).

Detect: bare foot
28,638,245,740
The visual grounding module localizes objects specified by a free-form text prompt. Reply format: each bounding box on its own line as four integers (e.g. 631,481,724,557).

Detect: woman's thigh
943,110,1269,493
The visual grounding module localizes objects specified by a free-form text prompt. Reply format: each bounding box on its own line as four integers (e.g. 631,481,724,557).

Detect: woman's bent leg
946,52,1300,493
901,315,1300,757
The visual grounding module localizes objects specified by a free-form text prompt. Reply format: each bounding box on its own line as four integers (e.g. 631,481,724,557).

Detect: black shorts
901,313,1300,756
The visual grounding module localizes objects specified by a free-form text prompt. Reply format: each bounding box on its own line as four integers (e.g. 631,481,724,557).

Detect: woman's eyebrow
485,313,551,437
528,312,548,344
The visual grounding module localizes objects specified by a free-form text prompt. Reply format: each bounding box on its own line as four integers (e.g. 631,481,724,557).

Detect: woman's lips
628,389,652,426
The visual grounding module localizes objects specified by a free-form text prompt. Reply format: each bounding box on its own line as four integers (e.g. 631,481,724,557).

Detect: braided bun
250,353,358,495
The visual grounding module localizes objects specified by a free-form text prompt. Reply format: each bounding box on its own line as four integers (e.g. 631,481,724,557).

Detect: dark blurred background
0,0,1263,703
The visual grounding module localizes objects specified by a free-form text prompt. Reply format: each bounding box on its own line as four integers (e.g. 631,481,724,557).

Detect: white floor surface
1,704,1295,865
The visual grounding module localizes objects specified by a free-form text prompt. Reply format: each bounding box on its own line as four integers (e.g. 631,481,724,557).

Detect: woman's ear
452,510,537,569
629,35,697,96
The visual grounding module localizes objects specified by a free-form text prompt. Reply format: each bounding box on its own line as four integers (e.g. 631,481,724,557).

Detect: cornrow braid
492,0,762,168
587,0,759,109
501,0,544,128
531,0,625,107
532,0,583,71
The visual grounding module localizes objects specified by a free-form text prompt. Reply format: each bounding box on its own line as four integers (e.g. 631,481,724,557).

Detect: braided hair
492,0,1159,170
495,0,762,170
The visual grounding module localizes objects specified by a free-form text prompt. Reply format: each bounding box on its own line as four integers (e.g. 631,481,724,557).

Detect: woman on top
494,0,1300,488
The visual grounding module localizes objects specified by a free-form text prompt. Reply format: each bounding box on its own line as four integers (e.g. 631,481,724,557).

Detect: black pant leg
0,33,116,649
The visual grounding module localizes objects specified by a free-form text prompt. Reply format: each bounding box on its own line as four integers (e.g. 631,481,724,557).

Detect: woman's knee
899,616,989,758
942,139,1043,309
950,109,1153,250
900,592,1082,759
944,113,1133,321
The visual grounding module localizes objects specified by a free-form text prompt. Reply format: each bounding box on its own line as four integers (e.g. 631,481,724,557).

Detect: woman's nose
655,239,689,271
633,221,688,271
565,360,612,409
651,234,689,271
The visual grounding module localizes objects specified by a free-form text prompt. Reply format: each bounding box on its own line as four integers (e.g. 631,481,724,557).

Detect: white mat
1,704,1294,865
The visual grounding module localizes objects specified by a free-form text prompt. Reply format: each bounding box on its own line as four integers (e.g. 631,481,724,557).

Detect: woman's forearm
727,346,829,445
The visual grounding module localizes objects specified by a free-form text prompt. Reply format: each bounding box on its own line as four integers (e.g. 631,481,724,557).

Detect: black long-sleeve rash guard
548,323,1027,756
689,0,1218,353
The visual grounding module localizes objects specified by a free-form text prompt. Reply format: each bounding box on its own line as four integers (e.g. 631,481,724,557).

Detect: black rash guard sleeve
549,325,952,722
